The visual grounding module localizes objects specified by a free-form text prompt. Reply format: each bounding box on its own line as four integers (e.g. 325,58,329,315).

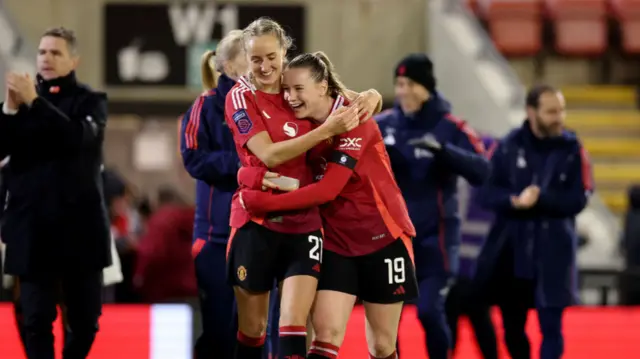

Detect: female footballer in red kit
238,52,419,359
224,17,382,359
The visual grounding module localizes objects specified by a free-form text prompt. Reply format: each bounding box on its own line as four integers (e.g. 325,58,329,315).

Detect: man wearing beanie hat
375,53,490,359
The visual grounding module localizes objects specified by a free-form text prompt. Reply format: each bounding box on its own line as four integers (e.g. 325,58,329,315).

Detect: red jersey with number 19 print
241,95,415,256
224,76,321,234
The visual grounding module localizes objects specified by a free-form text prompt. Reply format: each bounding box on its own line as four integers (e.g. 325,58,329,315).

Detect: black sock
278,325,307,359
234,331,264,359
308,340,339,359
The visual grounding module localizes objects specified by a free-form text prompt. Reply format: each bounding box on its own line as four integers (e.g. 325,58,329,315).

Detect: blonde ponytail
200,50,220,90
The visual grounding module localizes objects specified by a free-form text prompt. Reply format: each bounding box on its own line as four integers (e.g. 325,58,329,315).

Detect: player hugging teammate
223,17,385,359
236,50,418,359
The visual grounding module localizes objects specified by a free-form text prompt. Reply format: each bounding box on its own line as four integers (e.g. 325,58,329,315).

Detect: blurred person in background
103,168,142,303
100,170,126,303
444,136,498,359
375,54,490,359
0,27,111,359
133,186,197,302
475,85,592,359
620,185,640,304
180,30,282,359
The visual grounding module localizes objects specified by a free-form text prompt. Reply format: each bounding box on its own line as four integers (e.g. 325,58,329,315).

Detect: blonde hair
242,17,293,51
287,51,347,97
200,29,244,90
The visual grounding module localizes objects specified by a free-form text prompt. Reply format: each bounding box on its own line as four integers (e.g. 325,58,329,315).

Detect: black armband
329,151,357,170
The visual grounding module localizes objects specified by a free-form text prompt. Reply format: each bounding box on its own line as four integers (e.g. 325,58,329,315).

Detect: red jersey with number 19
224,76,321,234
309,97,415,256
241,95,416,257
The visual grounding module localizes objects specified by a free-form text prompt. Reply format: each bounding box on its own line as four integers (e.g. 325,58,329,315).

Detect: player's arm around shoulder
246,103,358,169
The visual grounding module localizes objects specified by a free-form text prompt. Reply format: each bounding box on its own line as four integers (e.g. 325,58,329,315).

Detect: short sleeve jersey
309,96,416,256
224,76,321,234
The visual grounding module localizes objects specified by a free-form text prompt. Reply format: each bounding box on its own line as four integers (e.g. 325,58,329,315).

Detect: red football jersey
242,95,416,257
313,97,415,256
224,76,321,234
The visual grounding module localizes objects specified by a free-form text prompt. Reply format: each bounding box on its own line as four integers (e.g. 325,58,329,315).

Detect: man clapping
0,27,111,359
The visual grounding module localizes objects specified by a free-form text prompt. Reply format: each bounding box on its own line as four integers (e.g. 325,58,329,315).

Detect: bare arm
246,106,359,168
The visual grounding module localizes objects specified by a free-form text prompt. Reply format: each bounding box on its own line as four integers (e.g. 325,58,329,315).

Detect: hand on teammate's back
322,105,359,136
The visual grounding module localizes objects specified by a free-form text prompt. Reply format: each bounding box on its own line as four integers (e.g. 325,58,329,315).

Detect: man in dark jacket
475,85,593,359
0,27,110,359
375,54,490,359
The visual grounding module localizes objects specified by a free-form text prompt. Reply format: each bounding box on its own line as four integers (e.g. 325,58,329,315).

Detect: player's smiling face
282,67,327,119
246,34,285,90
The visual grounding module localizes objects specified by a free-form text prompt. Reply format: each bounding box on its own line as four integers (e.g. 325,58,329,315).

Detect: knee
368,329,396,358
240,316,267,337
313,325,345,347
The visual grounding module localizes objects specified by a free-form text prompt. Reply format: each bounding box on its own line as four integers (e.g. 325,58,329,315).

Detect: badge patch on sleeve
232,109,253,134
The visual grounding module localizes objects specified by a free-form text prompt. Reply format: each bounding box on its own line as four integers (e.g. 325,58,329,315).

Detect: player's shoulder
191,90,215,108
226,76,256,109
358,119,382,139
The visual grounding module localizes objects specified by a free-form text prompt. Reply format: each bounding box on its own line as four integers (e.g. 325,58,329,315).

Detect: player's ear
320,79,328,97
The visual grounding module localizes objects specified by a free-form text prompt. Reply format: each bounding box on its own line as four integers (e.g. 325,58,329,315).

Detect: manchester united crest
237,265,247,281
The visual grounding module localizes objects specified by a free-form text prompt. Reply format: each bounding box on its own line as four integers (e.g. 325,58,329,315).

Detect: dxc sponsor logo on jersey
339,137,362,151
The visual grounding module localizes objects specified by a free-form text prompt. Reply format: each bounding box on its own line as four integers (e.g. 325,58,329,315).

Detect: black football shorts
318,239,418,304
226,221,323,292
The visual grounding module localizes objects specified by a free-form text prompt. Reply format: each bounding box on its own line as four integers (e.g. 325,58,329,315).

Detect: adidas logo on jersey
393,285,405,295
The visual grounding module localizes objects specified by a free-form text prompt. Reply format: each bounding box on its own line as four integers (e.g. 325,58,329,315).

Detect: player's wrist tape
329,151,357,170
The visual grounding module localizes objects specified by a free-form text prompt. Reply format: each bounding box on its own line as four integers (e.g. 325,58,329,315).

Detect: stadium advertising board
103,3,305,87
0,304,638,358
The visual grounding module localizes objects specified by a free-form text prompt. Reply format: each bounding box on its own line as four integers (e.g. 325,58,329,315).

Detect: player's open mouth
261,71,274,77
290,102,304,110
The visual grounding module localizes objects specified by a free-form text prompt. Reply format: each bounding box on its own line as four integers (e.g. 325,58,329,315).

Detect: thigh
227,222,279,293
234,286,271,334
60,271,103,324
311,290,358,347
359,240,419,304
362,301,404,347
317,249,358,297
279,229,324,282
279,274,318,326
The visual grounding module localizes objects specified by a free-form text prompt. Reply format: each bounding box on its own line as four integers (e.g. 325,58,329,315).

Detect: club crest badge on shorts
237,265,247,281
